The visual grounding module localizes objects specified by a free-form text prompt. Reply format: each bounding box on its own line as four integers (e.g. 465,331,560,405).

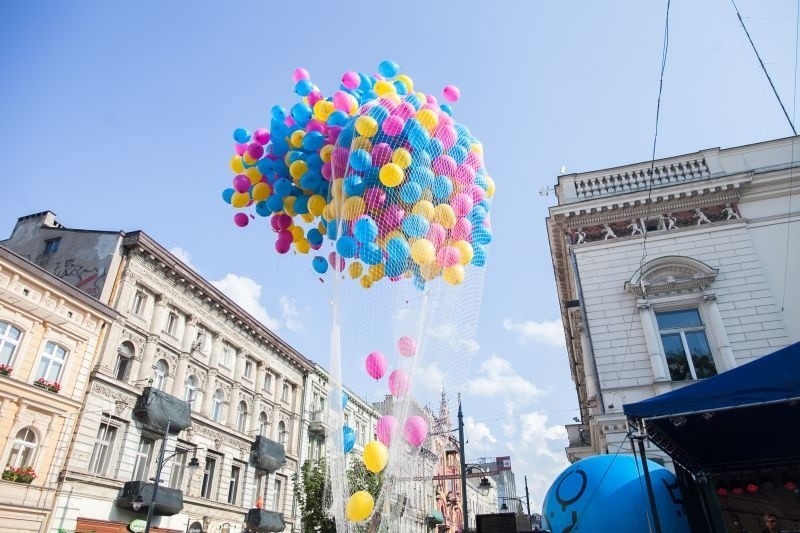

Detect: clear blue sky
1,0,797,510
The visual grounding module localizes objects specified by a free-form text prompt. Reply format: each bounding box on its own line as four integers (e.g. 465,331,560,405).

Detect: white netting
222,60,494,533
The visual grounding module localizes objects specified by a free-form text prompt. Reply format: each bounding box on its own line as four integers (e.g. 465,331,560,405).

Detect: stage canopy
623,341,800,475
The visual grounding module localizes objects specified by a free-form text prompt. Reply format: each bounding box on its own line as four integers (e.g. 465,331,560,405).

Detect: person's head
764,513,778,530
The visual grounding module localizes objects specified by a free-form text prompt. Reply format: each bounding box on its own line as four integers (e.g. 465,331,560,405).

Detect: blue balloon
256,158,274,175
360,242,383,265
271,105,287,122
233,128,250,144
336,235,358,258
294,195,309,215
449,145,468,164
472,226,493,245
378,59,400,78
273,178,292,198
349,149,372,172
326,221,338,240
402,214,429,238
222,188,234,203
328,110,350,127
472,244,487,267
409,166,435,189
427,138,445,157
440,103,453,116
386,236,410,262
266,195,284,213
312,256,328,274
543,455,690,533
433,175,454,201
393,79,408,95
307,228,323,246
343,425,356,453
354,217,378,243
294,79,314,97
385,257,407,278
344,174,366,197
290,103,312,126
400,182,423,204
367,104,390,124
302,130,326,151
254,201,270,217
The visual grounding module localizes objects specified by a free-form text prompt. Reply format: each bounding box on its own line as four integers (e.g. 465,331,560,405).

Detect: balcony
244,508,286,532
308,409,327,436
250,435,286,473
133,387,191,434
115,480,183,516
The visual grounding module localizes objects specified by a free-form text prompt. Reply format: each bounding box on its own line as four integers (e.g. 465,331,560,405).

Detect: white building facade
547,136,799,464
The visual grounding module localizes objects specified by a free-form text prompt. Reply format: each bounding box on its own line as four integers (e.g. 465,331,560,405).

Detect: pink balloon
450,193,474,217
397,336,416,357
333,90,353,112
328,252,345,272
275,238,291,254
234,143,247,156
253,128,270,145
233,174,251,194
342,71,360,90
450,217,473,241
432,155,457,177
442,85,460,103
404,415,428,447
246,143,264,160
292,67,310,83
437,246,460,268
364,187,387,210
307,90,323,107
371,143,393,167
381,115,405,137
376,415,397,447
365,351,388,380
388,369,410,397
426,223,447,248
233,212,249,228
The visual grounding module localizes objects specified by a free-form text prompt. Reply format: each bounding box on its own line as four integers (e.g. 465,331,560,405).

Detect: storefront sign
129,519,147,533
187,521,204,533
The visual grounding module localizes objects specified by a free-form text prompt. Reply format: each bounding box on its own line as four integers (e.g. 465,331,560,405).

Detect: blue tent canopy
623,341,800,474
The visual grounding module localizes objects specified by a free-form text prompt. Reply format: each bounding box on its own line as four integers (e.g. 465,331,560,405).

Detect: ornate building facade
546,136,798,465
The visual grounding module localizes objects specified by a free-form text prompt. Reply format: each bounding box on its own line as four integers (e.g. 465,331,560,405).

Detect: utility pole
524,475,532,527
458,396,469,532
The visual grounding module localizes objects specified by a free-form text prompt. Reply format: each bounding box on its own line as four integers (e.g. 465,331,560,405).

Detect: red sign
496,456,511,471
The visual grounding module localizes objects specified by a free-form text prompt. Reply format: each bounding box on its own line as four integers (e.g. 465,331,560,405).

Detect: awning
115,481,183,516
250,435,286,473
623,341,800,474
425,510,445,525
245,509,286,532
133,387,191,434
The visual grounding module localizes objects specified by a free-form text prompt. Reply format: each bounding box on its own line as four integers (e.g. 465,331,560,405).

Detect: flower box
33,378,61,393
0,364,11,376
2,466,36,484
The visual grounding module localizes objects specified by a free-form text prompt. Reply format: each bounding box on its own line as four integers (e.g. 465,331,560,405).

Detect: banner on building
496,456,511,471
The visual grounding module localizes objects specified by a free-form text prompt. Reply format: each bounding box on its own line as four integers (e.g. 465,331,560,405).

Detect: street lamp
131,419,201,533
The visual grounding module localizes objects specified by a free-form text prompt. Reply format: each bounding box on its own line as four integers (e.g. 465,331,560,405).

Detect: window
258,412,269,436
211,389,225,422
165,310,178,336
169,449,188,489
115,342,134,381
194,327,209,353
132,437,154,481
201,456,217,499
236,401,248,433
281,383,289,403
274,477,283,512
656,308,716,381
263,372,272,393
8,427,37,468
278,421,287,445
244,360,253,379
184,375,198,403
132,290,147,316
228,465,241,504
153,359,168,390
89,423,117,475
220,346,233,369
36,341,67,383
0,321,22,367
43,238,60,255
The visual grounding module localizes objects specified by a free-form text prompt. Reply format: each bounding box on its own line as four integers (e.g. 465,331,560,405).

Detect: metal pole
524,475,532,525
145,419,171,533
458,397,469,533
632,435,662,533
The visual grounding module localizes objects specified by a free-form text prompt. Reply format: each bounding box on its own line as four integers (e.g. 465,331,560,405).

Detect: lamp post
131,420,200,533
457,396,495,533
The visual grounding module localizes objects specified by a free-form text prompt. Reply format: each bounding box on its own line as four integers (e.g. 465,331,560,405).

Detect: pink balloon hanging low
397,336,416,357
365,351,387,380
404,415,428,447
376,414,397,447
388,369,410,397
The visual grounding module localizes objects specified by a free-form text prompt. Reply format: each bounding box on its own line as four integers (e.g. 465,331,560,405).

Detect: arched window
211,389,225,422
115,342,134,381
258,412,269,436
8,427,37,468
35,342,67,383
278,421,287,445
184,375,198,403
236,401,248,433
152,359,168,390
0,321,23,367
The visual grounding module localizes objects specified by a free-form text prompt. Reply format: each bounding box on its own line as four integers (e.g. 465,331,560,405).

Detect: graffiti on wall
51,259,107,298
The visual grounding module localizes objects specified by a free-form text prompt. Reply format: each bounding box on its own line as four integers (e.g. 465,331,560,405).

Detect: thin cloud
211,273,280,331
464,416,497,444
502,318,566,348
279,295,304,332
169,247,198,271
465,355,546,401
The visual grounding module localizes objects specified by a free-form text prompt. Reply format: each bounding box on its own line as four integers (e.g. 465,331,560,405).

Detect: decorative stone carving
722,203,741,220
627,219,644,236
693,208,710,225
625,256,719,299
657,213,676,231
602,224,616,240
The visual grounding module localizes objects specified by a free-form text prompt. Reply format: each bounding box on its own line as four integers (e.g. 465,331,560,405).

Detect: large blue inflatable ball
542,455,690,533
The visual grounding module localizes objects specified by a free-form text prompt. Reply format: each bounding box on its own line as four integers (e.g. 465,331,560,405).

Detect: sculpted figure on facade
574,227,586,244
722,203,741,220
658,213,676,231
693,208,710,225
627,219,644,236
602,224,617,240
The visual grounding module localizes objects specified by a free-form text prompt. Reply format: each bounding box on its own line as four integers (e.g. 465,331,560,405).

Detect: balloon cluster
222,60,495,289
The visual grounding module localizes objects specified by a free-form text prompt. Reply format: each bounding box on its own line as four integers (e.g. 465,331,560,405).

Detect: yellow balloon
382,93,401,105
443,265,465,285
410,239,436,265
322,203,336,222
231,192,249,208
230,156,245,174
290,130,305,148
283,196,297,216
360,276,373,288
412,200,435,220
346,491,374,522
373,79,396,96
313,100,334,121
349,262,363,279
244,167,262,184
419,262,442,281
392,147,412,169
396,74,414,93
290,225,304,242
368,263,385,281
251,182,271,202
295,239,310,254
363,440,389,473
434,204,457,229
355,116,379,137
342,196,366,221
308,194,326,216
416,108,439,131
331,178,344,199
243,152,257,166
351,136,373,152
320,144,334,163
485,175,496,198
289,160,307,181
301,212,315,223
379,163,405,188
454,240,474,266
470,142,484,155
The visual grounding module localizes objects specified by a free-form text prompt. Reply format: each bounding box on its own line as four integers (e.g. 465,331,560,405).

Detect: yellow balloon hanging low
362,440,389,473
346,490,374,522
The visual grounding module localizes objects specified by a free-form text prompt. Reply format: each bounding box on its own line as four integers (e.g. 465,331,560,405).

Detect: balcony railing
115,480,183,516
565,423,591,448
308,409,327,435
245,508,286,532
250,435,286,473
